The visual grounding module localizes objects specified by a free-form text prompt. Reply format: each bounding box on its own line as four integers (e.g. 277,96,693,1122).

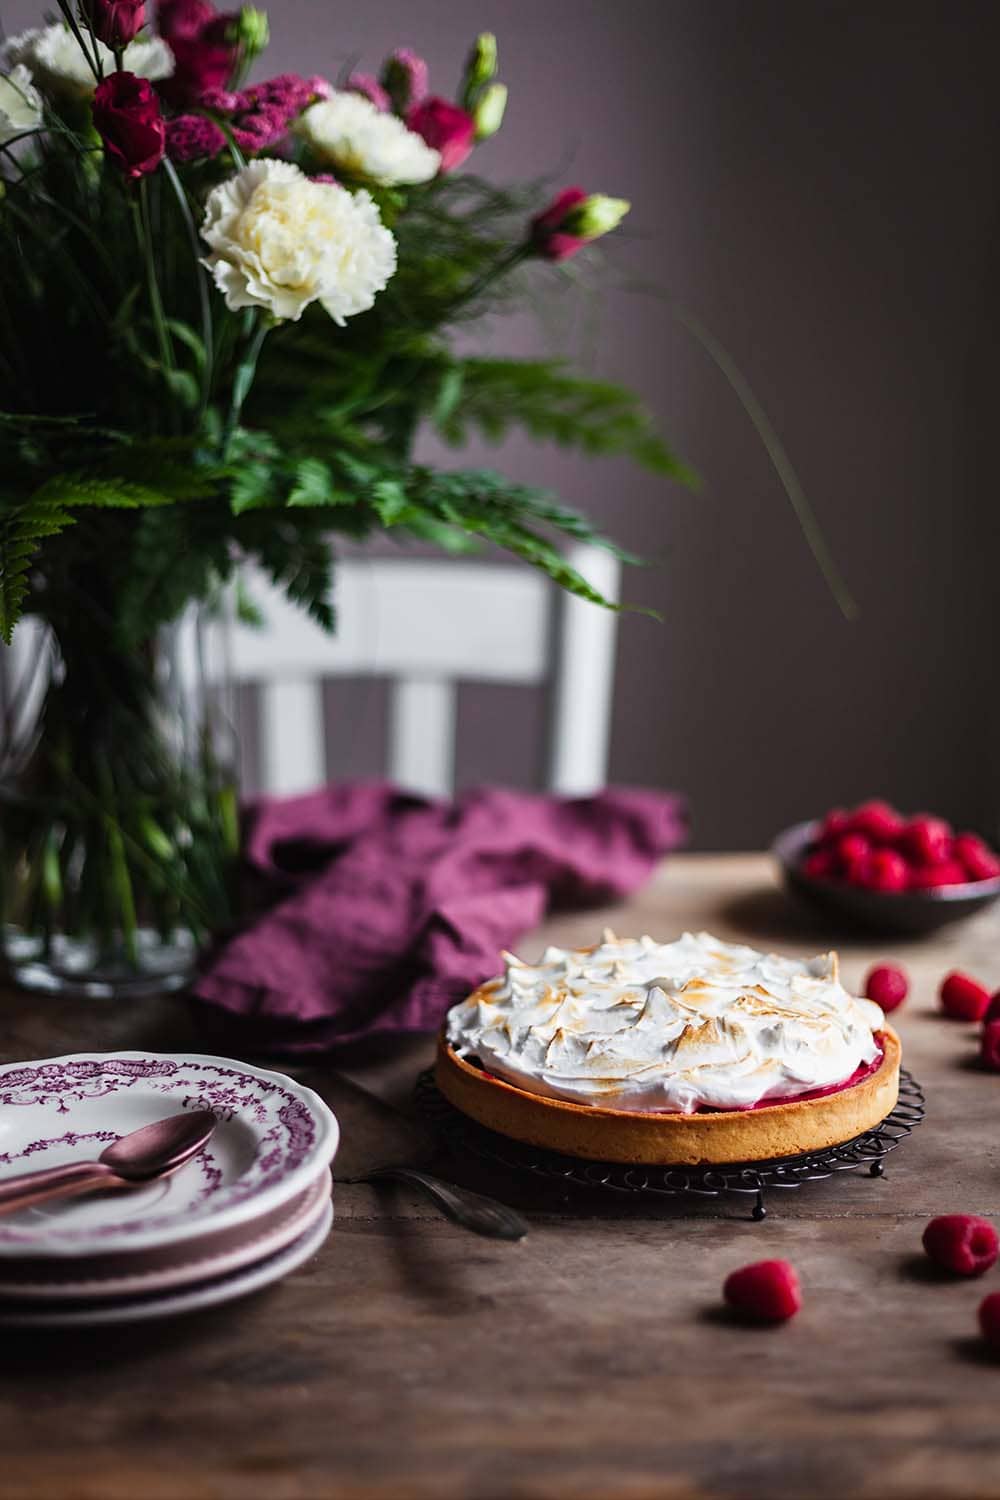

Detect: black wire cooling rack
415,1067,925,1221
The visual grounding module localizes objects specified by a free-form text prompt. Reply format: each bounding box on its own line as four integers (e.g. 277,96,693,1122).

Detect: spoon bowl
99,1110,219,1182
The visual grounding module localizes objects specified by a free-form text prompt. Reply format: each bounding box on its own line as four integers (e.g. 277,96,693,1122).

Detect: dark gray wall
8,0,997,846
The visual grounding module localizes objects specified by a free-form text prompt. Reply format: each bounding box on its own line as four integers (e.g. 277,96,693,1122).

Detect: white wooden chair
1,543,621,799
217,541,620,798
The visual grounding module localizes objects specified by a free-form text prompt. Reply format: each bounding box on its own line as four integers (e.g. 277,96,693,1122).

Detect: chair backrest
0,542,621,799
222,540,620,798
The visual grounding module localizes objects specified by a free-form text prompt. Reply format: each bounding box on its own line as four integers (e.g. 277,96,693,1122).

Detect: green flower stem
95,751,139,962
223,317,270,458
3,193,110,323
217,782,240,856
446,243,531,321
133,181,177,393
162,157,214,413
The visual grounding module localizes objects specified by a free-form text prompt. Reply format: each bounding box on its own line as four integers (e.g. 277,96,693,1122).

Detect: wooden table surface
2,853,999,1500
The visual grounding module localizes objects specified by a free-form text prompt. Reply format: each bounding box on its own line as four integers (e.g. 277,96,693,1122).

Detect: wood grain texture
1,854,999,1500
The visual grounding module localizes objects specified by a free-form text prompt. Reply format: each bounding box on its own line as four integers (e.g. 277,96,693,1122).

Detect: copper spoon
0,1110,218,1217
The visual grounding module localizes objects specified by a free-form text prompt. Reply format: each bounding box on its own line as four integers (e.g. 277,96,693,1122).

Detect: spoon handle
361,1166,529,1241
0,1160,123,1217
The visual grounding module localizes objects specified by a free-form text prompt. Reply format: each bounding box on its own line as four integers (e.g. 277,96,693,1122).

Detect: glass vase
0,603,239,999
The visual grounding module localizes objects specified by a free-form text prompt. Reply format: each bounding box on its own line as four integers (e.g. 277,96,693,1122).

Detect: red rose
81,0,146,48
92,71,166,180
407,96,475,174
530,186,588,262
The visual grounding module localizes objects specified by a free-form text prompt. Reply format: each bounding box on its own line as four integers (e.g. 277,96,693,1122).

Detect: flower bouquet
0,0,686,996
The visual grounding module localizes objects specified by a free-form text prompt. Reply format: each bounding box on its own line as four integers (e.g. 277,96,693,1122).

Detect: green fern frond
29,474,177,509
245,522,336,633
0,499,73,642
434,358,698,483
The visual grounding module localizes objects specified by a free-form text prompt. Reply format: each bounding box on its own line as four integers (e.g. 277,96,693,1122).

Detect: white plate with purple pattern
0,1053,338,1258
0,1198,334,1326
0,1171,333,1299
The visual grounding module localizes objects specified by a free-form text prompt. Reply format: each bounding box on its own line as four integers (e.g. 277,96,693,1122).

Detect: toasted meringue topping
446,931,885,1114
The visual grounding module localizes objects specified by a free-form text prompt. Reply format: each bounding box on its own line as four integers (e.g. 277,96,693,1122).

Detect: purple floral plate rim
0,1051,339,1257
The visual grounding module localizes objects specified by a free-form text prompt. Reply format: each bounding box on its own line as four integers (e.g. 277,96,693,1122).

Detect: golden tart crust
435,1025,901,1166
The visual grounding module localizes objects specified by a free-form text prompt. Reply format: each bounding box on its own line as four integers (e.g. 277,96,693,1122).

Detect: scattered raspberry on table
979,1292,1000,1350
922,1215,999,1276
984,992,1000,1025
939,971,991,1022
980,1020,1000,1072
863,963,908,1013
723,1259,801,1323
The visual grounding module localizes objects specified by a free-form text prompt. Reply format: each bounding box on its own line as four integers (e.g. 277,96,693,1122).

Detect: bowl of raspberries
774,802,1000,933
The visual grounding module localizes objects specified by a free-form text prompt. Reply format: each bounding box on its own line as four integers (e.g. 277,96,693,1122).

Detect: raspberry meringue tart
436,931,901,1165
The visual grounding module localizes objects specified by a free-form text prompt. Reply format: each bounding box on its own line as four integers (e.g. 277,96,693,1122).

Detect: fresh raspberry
981,1020,1000,1072
840,852,873,886
863,963,908,1012
979,1292,1000,1349
835,832,871,865
908,861,968,890
802,850,835,882
954,836,1000,883
835,832,873,886
723,1259,801,1323
818,808,851,843
922,1215,999,1276
848,800,905,844
954,832,989,862
864,849,909,892
939,971,991,1021
901,815,953,867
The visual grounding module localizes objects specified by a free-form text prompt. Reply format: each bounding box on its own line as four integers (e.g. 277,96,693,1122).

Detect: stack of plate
0,1050,339,1327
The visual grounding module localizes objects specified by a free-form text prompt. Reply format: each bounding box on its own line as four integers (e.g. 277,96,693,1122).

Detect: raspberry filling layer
472,1040,886,1115
697,1043,885,1114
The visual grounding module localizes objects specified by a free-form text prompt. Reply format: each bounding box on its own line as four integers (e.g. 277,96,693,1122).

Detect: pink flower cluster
166,73,332,163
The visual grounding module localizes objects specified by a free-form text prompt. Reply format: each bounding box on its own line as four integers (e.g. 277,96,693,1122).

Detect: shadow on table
422,1142,882,1227
718,886,883,950
0,1300,256,1374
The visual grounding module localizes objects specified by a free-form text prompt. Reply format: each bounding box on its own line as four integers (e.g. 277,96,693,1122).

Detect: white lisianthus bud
560,194,631,240
200,159,397,324
0,65,43,142
297,91,439,187
465,32,497,89
460,31,498,111
472,82,506,141
235,7,269,59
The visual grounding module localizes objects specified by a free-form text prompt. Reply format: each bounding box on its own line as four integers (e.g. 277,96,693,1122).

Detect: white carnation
201,159,398,325
0,65,43,143
297,92,440,187
2,25,173,98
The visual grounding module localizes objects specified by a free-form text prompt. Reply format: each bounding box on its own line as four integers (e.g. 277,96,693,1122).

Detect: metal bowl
773,820,1000,935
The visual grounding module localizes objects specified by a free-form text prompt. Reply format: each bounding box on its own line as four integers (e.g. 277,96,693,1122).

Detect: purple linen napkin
190,782,687,1054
